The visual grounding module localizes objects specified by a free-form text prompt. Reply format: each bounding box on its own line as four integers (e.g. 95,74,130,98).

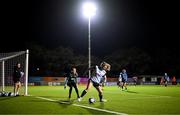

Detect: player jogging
78,62,110,102
64,67,80,100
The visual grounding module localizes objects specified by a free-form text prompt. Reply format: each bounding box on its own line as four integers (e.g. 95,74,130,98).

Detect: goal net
0,50,29,95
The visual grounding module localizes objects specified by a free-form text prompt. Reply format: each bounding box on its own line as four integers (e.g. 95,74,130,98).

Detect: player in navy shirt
119,69,128,90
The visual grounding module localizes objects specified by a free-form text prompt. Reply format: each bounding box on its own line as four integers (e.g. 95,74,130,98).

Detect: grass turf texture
0,85,180,114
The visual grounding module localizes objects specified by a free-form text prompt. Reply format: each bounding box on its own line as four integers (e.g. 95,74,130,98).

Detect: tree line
27,42,180,77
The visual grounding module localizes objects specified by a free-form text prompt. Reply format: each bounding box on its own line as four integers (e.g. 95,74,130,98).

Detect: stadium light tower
83,1,97,78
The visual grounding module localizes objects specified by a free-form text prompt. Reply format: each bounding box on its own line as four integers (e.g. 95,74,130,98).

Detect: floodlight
83,2,96,18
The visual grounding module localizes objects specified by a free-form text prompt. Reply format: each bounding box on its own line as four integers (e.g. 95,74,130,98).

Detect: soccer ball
89,98,96,103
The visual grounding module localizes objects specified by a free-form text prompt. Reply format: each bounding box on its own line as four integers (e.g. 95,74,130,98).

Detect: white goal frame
0,50,29,95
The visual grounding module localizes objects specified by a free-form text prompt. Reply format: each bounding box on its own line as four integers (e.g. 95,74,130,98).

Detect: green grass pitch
0,85,180,114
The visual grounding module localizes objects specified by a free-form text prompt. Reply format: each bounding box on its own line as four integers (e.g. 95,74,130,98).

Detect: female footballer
64,67,80,100
78,62,111,102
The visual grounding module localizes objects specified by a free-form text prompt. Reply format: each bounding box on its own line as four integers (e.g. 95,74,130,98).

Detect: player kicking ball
78,62,110,102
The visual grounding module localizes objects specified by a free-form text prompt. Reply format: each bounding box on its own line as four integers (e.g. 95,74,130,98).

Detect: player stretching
78,62,110,102
64,67,80,100
119,69,128,90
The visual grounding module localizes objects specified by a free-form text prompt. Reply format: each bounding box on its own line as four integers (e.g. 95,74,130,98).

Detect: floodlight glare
83,2,96,17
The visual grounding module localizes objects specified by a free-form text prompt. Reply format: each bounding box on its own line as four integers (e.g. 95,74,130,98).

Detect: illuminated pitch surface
0,85,180,114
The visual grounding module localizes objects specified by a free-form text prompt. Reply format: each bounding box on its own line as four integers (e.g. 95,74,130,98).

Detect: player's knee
86,85,92,91
85,88,90,92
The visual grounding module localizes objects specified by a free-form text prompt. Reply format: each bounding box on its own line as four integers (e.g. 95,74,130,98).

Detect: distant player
160,76,164,86
172,76,177,85
119,69,128,90
164,73,170,87
132,76,138,86
13,62,24,96
64,67,80,100
78,62,111,102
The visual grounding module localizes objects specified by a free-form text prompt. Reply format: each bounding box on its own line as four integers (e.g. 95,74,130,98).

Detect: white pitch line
73,103,127,115
127,96,171,100
36,96,56,102
145,94,172,98
105,91,172,98
132,93,172,98
36,96,128,115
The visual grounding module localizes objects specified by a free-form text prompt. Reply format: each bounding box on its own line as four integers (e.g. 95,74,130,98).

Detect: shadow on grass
58,99,76,105
96,101,105,109
124,90,138,94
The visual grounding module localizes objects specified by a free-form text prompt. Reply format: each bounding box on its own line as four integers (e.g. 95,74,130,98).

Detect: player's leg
120,82,123,89
95,86,106,102
14,82,16,96
117,81,120,88
16,82,19,95
121,82,124,90
14,82,20,96
13,79,18,96
72,83,80,98
165,81,167,87
101,82,105,91
78,79,92,101
69,86,72,99
17,82,21,95
67,82,72,99
134,80,136,86
80,79,92,97
124,82,127,90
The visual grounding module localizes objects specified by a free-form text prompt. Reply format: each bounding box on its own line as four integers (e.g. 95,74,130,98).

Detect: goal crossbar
0,51,26,62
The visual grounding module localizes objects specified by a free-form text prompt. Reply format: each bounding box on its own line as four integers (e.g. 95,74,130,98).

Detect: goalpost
0,50,29,96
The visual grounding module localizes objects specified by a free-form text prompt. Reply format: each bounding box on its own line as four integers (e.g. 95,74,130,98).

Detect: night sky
1,0,179,56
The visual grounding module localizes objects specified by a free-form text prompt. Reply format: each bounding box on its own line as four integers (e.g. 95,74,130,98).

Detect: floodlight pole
83,2,96,78
88,16,91,78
